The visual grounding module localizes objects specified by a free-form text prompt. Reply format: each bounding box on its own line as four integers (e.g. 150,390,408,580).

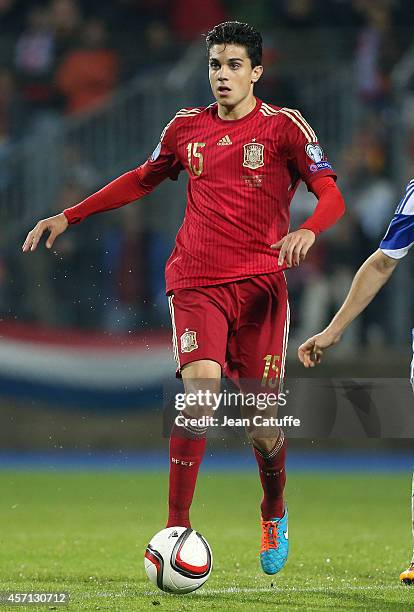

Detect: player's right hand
297,329,342,368
22,213,69,253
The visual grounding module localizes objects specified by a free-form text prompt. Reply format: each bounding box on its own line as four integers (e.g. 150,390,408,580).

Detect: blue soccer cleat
260,508,289,575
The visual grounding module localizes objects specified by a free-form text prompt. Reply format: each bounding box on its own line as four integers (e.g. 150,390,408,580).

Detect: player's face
208,44,263,109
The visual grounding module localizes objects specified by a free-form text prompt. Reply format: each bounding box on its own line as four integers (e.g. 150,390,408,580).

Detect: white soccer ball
144,527,212,594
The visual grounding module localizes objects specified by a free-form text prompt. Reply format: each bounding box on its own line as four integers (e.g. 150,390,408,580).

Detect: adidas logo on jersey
217,135,232,145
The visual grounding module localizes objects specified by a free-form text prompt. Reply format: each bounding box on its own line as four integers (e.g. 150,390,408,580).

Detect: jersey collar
212,97,262,125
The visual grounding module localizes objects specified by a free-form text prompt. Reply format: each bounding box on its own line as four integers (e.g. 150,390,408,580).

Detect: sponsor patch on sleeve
309,161,333,172
305,143,324,163
305,143,333,172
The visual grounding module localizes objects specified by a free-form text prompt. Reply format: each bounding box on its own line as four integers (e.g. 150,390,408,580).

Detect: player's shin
166,413,207,529
252,428,286,520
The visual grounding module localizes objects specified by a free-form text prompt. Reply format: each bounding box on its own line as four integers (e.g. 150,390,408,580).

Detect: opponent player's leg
400,348,414,583
166,287,228,528
400,472,414,584
228,272,289,574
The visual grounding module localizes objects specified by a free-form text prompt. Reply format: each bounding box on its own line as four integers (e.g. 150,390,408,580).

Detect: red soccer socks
166,417,207,528
253,430,287,520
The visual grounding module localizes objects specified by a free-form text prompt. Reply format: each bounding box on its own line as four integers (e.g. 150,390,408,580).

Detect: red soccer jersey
152,99,336,291
64,98,338,292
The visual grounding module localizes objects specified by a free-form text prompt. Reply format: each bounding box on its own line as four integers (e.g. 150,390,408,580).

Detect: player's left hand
271,229,315,267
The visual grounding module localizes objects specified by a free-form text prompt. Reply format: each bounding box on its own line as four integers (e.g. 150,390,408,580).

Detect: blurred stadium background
0,1,413,467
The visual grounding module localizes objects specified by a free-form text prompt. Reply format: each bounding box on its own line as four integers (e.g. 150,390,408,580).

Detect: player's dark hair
205,21,262,68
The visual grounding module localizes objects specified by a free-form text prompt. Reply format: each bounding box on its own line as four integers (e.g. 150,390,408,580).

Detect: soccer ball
144,527,212,594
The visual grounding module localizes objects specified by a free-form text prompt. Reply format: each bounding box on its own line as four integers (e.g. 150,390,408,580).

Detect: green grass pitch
0,470,413,610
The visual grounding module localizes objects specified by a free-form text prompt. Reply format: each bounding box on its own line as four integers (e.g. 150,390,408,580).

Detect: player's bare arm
271,228,315,267
298,249,399,367
22,213,69,252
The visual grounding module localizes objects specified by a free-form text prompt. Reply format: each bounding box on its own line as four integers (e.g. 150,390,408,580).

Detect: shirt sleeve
300,176,345,235
379,179,414,259
281,108,336,188
139,115,183,186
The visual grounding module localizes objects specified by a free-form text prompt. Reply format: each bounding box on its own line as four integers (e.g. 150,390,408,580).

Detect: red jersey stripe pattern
64,98,339,292
157,99,336,291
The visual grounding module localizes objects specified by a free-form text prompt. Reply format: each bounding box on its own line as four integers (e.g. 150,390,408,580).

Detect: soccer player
22,22,345,575
298,178,414,582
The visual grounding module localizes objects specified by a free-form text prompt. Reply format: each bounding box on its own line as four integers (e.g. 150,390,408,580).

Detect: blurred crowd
2,0,412,150
1,0,413,348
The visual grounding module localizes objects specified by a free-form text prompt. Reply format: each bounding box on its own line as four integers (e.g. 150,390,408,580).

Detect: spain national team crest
243,142,264,170
180,330,198,353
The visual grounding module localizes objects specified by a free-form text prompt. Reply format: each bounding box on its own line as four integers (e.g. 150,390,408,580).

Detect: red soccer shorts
167,272,289,388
